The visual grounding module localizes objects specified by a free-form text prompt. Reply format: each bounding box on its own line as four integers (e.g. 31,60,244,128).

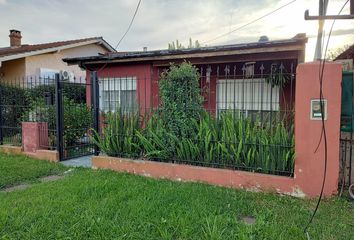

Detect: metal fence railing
0,76,58,147
0,75,94,160
0,61,296,174
55,75,95,160
94,61,296,176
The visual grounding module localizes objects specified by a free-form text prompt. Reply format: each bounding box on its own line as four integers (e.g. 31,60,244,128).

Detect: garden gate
55,72,99,161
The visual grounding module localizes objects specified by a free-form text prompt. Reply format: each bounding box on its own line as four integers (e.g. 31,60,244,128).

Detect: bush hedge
0,84,30,130
27,84,86,104
159,63,203,138
0,82,89,146
23,97,92,146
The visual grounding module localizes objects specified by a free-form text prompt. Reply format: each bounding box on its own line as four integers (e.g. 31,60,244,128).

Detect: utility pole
314,0,328,60
305,0,354,60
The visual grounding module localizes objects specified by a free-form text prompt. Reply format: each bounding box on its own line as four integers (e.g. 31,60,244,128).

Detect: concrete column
22,122,49,153
294,62,342,197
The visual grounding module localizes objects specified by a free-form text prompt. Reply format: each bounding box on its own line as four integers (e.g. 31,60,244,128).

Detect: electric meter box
310,99,327,120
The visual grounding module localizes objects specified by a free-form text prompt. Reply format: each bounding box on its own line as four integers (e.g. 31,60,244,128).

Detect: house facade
64,33,307,116
0,30,115,83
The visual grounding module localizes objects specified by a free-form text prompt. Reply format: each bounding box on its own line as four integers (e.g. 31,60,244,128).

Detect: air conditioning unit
60,70,74,82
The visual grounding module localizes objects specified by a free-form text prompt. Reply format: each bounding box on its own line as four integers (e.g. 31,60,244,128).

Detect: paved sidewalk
61,155,92,168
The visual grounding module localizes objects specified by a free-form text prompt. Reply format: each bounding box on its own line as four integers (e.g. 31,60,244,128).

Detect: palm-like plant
91,110,141,158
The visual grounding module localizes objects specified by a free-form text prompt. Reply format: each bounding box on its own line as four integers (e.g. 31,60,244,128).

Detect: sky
0,0,353,61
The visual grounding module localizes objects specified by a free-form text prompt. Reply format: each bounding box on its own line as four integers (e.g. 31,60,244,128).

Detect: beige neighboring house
0,29,115,83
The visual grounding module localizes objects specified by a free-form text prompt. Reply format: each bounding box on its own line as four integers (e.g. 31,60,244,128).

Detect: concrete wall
294,61,342,197
22,122,49,153
25,43,107,79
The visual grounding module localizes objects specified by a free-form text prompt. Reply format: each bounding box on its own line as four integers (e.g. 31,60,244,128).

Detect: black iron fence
0,76,58,147
94,61,296,176
340,71,354,194
0,62,296,175
340,133,354,192
0,74,96,160
55,74,96,160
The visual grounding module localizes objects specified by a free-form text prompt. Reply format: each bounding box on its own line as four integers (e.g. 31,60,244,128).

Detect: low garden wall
0,122,59,162
0,145,59,162
93,156,300,196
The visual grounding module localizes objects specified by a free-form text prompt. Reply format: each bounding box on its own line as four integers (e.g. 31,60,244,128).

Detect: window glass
99,77,137,112
216,78,279,117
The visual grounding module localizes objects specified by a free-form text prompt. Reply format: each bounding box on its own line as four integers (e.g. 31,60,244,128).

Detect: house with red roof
0,30,115,83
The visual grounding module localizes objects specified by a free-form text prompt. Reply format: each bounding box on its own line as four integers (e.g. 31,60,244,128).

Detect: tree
327,44,350,60
168,38,201,50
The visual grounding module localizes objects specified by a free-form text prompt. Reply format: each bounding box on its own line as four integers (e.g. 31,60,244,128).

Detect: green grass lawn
0,153,67,189
0,154,353,239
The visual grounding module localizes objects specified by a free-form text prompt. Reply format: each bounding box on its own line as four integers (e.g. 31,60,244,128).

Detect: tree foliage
327,44,350,60
159,62,203,138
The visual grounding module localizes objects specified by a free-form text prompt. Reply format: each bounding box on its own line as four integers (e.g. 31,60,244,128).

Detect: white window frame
98,77,137,112
216,78,280,117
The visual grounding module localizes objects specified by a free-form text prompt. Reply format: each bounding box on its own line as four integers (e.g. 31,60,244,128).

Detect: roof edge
63,33,307,65
96,37,116,52
0,37,116,62
334,44,354,60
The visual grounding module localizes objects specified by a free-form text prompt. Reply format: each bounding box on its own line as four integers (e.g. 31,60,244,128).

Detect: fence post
294,62,342,197
0,84,3,145
91,71,100,156
55,73,64,161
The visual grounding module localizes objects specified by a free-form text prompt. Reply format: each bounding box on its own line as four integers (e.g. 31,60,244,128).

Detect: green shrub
22,98,56,129
136,114,177,160
0,84,30,129
94,111,295,175
159,62,203,138
0,82,88,147
173,112,295,174
92,110,141,158
23,97,92,146
28,84,86,104
0,83,86,131
63,98,92,145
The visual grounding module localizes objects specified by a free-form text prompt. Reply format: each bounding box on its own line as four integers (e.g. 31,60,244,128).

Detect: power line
114,0,142,50
202,0,297,45
82,0,142,72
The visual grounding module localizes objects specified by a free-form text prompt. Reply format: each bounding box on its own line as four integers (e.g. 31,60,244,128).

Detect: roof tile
0,37,102,58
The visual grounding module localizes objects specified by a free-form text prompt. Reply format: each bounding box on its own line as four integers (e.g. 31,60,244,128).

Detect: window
26,68,59,87
99,77,137,112
216,78,279,117
39,68,59,80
